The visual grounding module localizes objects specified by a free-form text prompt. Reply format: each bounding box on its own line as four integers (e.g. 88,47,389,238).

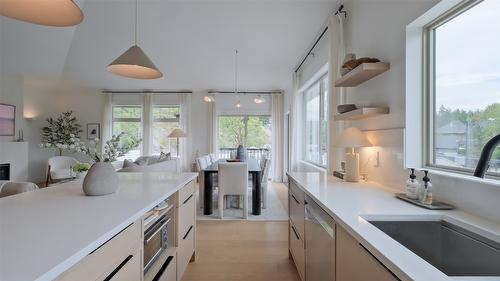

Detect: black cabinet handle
183,194,193,205
291,225,300,240
183,225,193,240
103,255,133,281
152,256,174,281
291,193,300,205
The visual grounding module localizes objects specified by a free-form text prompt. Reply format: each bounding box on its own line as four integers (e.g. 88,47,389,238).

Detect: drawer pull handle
183,225,193,240
103,254,133,281
152,256,174,281
183,194,194,205
291,225,300,240
291,194,300,205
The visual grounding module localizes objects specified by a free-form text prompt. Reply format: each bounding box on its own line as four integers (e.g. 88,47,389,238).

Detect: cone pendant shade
107,45,163,79
0,0,84,26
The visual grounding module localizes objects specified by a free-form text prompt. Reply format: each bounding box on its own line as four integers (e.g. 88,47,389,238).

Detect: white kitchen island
0,172,198,281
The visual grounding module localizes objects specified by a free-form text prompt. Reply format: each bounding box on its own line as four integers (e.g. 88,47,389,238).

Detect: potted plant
40,111,82,156
72,132,141,196
72,162,91,179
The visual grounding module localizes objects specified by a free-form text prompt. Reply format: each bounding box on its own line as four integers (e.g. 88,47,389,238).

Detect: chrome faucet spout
473,133,500,178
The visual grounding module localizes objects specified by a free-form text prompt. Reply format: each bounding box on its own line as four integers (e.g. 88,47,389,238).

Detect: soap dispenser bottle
405,168,419,199
419,170,433,205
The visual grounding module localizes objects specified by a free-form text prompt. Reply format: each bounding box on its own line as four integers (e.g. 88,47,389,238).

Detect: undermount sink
369,220,500,277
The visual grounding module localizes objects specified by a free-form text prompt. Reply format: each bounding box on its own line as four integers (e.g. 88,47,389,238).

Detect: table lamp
168,128,187,157
335,127,372,182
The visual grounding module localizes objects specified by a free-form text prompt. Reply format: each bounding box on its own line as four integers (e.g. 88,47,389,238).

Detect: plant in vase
40,111,82,156
72,132,141,196
72,162,91,179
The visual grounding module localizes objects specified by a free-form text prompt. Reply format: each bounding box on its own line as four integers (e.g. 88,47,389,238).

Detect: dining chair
46,156,79,187
204,155,212,166
196,157,209,209
261,158,271,209
209,153,218,163
0,182,39,198
218,163,248,219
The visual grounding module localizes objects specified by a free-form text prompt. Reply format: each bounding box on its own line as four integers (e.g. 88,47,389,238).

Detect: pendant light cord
235,49,239,95
134,0,138,45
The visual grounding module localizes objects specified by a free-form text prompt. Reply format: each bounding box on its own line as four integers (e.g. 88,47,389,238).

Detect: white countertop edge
287,172,500,281
35,173,198,281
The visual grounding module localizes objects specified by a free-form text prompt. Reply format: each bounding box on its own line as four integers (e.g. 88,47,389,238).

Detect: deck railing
218,148,270,160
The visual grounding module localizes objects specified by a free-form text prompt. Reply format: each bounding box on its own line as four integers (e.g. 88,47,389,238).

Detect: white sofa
117,156,179,173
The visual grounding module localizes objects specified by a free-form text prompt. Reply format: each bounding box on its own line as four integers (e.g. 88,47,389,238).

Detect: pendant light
254,95,265,104
234,50,241,108
107,0,162,79
203,94,215,103
0,0,83,26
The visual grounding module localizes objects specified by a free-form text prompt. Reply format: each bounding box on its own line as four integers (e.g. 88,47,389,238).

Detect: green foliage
41,111,82,155
72,162,91,172
218,116,271,148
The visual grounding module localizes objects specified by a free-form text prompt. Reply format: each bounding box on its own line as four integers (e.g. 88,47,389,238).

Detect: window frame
111,105,144,158
302,74,328,168
423,0,500,178
151,105,181,154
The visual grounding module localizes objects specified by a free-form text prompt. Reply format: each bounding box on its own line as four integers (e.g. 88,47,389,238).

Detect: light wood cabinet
336,225,399,281
55,221,142,281
176,180,197,281
288,179,305,281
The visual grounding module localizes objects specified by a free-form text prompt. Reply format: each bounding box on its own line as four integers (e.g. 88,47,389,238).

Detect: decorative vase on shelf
236,145,246,161
83,162,118,196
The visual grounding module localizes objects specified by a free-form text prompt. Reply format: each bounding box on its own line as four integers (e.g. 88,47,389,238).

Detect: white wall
344,0,500,224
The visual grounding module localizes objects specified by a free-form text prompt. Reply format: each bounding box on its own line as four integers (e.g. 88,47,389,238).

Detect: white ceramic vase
83,162,119,196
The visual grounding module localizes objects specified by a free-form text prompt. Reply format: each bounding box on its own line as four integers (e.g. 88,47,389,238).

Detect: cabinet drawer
178,180,195,205
289,223,305,281
56,222,141,281
336,226,399,281
178,191,195,243
149,254,177,281
177,224,195,281
101,248,141,281
289,189,305,239
289,180,305,203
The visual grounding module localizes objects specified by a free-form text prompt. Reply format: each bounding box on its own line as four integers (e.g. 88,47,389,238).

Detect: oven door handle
145,217,171,244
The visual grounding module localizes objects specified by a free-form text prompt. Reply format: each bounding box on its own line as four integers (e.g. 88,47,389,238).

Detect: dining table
203,159,262,216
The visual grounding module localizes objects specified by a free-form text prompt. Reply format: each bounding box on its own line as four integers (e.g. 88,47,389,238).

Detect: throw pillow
159,152,171,161
123,159,139,168
134,156,150,166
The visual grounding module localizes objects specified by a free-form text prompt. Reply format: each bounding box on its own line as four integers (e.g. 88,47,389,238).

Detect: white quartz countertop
287,172,500,281
0,172,197,281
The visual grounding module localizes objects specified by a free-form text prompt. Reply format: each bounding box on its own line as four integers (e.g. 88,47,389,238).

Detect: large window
303,75,328,167
218,115,271,160
152,106,180,155
112,106,142,160
426,0,500,176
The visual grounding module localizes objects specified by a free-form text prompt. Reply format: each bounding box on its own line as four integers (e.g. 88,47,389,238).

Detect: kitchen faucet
473,133,500,178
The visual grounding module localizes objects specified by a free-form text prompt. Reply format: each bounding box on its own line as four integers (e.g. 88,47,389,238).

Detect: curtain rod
207,90,283,95
294,4,347,73
101,90,193,94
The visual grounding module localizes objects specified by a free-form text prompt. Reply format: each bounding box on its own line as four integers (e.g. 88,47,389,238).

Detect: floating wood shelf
334,107,389,121
335,62,390,87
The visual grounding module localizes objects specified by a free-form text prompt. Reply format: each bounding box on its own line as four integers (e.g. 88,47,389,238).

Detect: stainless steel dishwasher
305,195,335,281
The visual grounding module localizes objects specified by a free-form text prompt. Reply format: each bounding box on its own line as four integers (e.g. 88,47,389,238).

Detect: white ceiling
1,0,338,91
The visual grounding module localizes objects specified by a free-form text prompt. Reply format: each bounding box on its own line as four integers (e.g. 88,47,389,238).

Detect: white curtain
207,102,218,154
142,93,152,156
290,73,303,172
101,93,113,153
271,93,284,182
327,13,347,174
180,94,191,172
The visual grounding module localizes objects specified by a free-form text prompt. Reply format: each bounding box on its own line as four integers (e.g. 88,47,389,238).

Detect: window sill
423,167,500,188
300,160,327,173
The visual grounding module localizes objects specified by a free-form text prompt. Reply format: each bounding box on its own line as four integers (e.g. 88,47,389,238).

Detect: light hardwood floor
182,220,300,281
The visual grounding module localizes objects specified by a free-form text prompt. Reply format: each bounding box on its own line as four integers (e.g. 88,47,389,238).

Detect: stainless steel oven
143,199,172,273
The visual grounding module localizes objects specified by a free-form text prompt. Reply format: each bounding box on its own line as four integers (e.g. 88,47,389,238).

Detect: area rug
197,183,288,221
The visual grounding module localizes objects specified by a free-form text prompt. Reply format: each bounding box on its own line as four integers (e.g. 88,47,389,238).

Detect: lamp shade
107,45,163,79
168,128,187,138
335,127,371,148
0,0,84,27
